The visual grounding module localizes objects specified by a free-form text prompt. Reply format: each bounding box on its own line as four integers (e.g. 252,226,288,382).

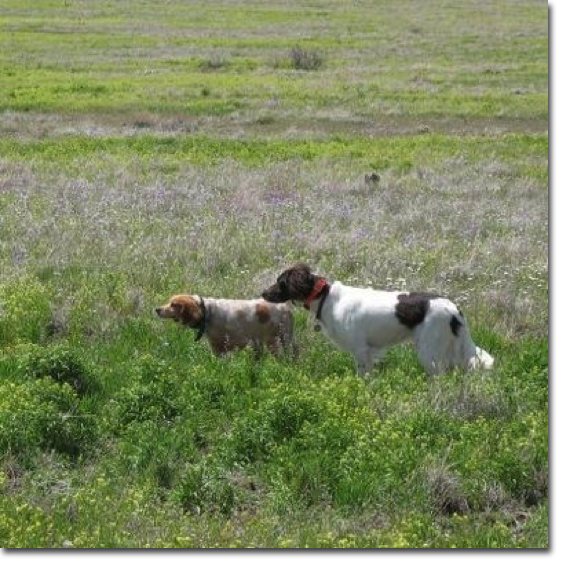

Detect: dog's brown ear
285,263,316,300
263,263,317,303
170,296,203,326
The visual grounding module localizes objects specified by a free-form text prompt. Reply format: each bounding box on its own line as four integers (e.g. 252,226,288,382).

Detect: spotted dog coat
156,294,295,357
262,264,494,375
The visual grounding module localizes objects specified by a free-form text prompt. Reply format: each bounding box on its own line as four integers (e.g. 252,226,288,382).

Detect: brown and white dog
155,294,295,357
262,264,494,375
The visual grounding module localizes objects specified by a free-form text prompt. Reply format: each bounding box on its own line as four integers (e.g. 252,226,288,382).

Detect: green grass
0,66,547,119
0,0,547,121
0,0,548,549
0,132,548,179
0,304,548,547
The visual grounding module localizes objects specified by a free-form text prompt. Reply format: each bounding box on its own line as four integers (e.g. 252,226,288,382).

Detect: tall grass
0,0,548,549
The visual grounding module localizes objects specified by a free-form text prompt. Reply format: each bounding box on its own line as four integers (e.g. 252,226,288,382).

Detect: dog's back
202,298,294,356
156,294,295,356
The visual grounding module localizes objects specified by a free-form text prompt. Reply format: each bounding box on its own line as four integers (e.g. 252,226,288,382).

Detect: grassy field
0,0,548,549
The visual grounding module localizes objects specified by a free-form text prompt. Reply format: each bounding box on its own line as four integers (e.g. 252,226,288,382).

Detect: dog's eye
279,280,287,291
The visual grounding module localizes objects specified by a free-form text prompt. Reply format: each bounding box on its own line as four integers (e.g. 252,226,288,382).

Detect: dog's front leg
354,349,372,376
355,348,385,376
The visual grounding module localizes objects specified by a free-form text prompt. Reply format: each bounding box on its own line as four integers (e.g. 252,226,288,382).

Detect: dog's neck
304,278,331,322
193,297,242,341
192,295,212,341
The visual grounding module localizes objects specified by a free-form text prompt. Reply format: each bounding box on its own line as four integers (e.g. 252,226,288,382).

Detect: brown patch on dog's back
395,292,440,329
235,310,248,322
255,303,271,323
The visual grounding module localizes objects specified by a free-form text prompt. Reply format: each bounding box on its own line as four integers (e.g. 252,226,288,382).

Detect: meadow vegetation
0,0,548,548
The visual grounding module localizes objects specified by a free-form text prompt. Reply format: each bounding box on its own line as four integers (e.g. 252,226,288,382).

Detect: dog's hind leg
414,321,455,375
278,315,298,358
447,313,494,372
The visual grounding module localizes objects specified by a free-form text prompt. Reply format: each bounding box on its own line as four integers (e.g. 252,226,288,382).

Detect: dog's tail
469,346,494,371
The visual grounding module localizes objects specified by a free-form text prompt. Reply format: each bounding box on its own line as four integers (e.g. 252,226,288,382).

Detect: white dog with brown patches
156,294,295,357
262,264,494,375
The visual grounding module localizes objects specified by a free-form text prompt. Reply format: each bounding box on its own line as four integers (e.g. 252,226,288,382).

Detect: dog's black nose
155,307,161,315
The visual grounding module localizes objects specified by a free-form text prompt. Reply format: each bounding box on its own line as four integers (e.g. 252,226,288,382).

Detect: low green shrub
0,278,52,345
14,343,99,396
0,377,96,462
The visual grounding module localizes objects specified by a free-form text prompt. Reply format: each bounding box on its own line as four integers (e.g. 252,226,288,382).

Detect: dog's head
155,294,204,328
262,263,319,304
